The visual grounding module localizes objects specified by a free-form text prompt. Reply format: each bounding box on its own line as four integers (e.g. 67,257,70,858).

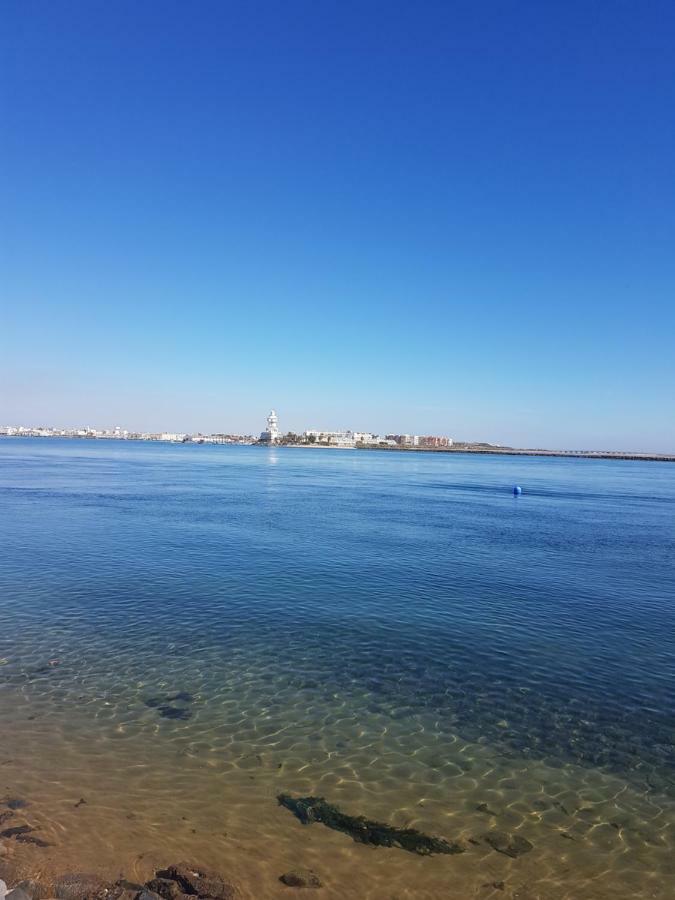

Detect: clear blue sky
2,1,674,450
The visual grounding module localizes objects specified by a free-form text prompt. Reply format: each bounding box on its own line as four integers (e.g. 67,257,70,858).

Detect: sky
1,1,674,451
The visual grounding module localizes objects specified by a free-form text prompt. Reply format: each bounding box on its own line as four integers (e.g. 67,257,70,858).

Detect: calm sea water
1,438,674,899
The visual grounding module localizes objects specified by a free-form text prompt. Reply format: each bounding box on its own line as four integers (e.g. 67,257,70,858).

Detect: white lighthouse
260,409,280,443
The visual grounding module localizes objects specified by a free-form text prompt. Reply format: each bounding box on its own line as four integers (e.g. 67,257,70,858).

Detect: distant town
0,409,453,450
1,410,673,461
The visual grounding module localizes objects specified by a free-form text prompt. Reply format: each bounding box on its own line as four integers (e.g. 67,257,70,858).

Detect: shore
2,435,673,461
0,858,298,900
352,444,675,462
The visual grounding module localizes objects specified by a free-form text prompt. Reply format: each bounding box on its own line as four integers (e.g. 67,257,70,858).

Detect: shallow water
1,438,674,898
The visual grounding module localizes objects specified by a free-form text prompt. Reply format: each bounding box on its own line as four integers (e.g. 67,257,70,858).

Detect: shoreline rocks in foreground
0,862,328,899
0,863,240,900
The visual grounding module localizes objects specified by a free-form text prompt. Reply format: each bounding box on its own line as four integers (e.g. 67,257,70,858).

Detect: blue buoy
513,485,522,496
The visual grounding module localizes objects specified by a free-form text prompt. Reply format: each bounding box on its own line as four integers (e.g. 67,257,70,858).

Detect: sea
1,438,674,899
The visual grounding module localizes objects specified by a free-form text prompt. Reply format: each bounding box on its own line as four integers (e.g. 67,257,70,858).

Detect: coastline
2,435,673,462
352,444,675,462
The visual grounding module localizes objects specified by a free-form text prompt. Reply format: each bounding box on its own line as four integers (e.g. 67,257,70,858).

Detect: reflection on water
1,439,674,898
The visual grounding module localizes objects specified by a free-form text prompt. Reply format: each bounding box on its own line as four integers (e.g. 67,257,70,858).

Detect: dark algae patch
145,692,194,721
145,692,194,707
157,705,192,720
278,793,463,856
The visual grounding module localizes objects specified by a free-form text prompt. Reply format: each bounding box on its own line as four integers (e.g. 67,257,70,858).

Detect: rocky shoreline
356,444,675,462
0,786,541,899
0,862,325,900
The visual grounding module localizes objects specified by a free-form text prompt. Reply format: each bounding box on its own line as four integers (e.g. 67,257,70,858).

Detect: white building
304,429,356,447
260,409,280,443
303,429,386,447
352,432,380,445
159,432,186,442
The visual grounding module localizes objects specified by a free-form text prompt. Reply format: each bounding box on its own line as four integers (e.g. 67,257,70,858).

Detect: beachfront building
304,429,355,447
419,435,453,448
302,429,389,447
352,432,380,445
260,409,280,443
389,434,420,447
386,433,452,448
158,432,187,442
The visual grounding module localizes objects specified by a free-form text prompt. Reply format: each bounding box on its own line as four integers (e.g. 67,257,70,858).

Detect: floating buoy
513,485,522,496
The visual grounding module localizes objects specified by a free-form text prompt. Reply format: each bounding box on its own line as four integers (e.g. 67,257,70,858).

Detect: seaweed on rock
277,794,463,856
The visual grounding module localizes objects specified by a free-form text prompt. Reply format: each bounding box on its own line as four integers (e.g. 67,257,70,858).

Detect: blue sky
2,1,674,450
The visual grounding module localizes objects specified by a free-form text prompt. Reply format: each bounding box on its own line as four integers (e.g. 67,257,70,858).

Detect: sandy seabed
2,677,674,900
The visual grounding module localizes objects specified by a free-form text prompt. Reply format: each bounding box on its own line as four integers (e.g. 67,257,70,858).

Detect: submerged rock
482,831,533,858
156,707,191,721
117,880,145,891
6,890,32,900
155,863,237,899
145,695,193,720
0,826,49,848
144,698,163,709
279,868,323,888
113,880,146,900
476,803,498,816
277,794,463,856
53,873,115,900
144,878,191,900
143,879,176,900
14,835,50,848
10,879,53,900
0,827,33,840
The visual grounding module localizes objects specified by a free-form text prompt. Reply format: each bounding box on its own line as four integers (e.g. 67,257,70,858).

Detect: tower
260,409,279,443
267,409,279,442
